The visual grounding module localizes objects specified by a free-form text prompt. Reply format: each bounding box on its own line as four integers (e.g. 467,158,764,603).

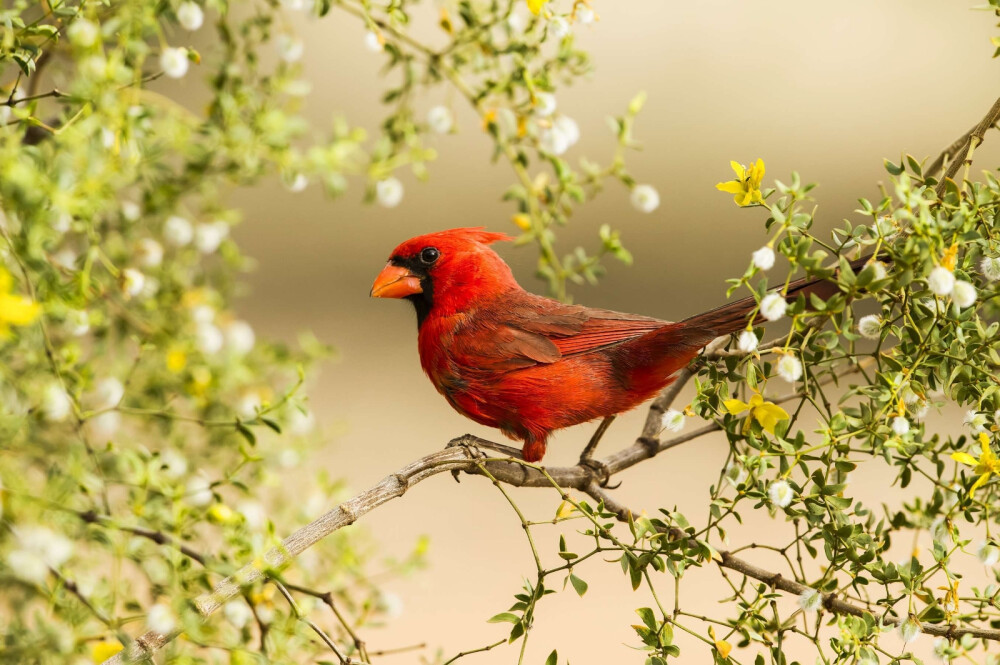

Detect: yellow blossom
0,267,41,337
512,214,532,231
708,625,732,660
951,432,1000,492
91,640,123,663
166,348,187,373
716,159,765,207
481,109,497,132
941,243,959,271
724,391,789,434
527,0,546,15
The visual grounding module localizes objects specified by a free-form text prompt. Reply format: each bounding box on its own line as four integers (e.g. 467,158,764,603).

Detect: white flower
52,249,78,270
281,0,315,10
237,500,267,530
980,256,1000,282
237,391,263,419
533,92,557,117
723,461,747,487
160,47,189,79
176,2,204,31
759,292,787,322
163,215,193,246
751,246,775,270
857,314,881,340
225,320,256,355
87,411,121,439
932,637,949,662
7,526,74,583
870,261,888,281
256,604,275,624
891,416,910,436
737,330,758,353
797,588,822,614
952,279,976,308
912,399,930,420
548,16,570,39
427,105,453,134
927,266,955,296
279,448,301,468
506,11,526,33
553,115,580,146
43,383,72,422
121,201,141,221
931,516,950,544
364,30,383,52
539,127,570,156
768,479,794,508
194,221,229,254
776,354,803,383
65,309,90,336
495,108,518,137
6,549,48,584
965,410,988,434
147,603,176,634
288,408,315,435
122,268,145,297
630,184,660,213
53,212,72,233
190,304,215,324
286,173,308,192
160,449,188,479
224,600,254,628
277,33,304,63
661,408,685,433
977,541,999,566
375,177,404,208
195,322,224,354
136,238,163,268
898,617,921,644
93,377,124,408
576,6,595,24
875,215,896,238
67,18,99,47
380,591,404,619
185,475,214,507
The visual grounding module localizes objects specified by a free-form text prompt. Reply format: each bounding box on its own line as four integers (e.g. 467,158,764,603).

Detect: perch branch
934,95,1000,197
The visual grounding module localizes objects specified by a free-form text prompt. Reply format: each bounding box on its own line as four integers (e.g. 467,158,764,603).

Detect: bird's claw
579,457,621,489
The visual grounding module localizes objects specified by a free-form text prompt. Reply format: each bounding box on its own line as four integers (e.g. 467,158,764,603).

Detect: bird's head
371,227,518,325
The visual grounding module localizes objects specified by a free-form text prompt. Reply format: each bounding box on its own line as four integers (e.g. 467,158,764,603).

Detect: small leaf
487,612,520,624
569,574,588,597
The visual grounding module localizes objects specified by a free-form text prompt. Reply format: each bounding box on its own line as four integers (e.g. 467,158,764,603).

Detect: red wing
548,317,667,356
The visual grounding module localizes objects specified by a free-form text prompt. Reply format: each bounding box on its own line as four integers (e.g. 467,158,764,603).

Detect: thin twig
934,95,1000,197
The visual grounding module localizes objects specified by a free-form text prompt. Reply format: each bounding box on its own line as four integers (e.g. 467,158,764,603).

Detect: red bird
371,228,854,462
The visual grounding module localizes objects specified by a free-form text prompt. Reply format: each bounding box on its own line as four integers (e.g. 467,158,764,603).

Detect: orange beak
370,263,423,299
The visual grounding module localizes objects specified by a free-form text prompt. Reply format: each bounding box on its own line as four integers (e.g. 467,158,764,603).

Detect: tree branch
934,95,1000,197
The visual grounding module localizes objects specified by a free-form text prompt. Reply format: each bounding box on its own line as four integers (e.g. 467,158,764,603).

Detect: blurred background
175,1,999,661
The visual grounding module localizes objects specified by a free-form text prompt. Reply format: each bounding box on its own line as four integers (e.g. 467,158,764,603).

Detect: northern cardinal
371,228,863,462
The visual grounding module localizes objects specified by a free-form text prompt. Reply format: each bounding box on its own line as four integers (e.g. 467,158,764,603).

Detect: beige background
186,1,999,661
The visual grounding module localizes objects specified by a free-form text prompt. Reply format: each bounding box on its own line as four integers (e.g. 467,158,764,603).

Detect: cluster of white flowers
364,31,383,52
548,16,571,39
195,220,230,254
427,105,454,134
723,461,748,487
797,588,822,614
898,617,921,644
952,279,977,308
965,410,989,434
751,246,775,270
768,479,794,508
890,416,910,437
185,474,214,507
534,91,557,117
146,603,176,634
661,408,685,433
177,2,204,31
977,540,1000,567
539,115,580,156
67,18,99,48
759,292,787,322
224,600,254,628
776,354,803,383
43,383,72,422
6,525,74,584
856,314,881,340
164,215,194,246
981,255,1000,282
630,184,660,213
737,329,758,353
375,177,404,208
160,47,190,79
927,266,955,296
277,33,305,63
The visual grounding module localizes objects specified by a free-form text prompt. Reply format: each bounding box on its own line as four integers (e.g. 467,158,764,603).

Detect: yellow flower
724,391,789,434
91,640,123,663
527,0,547,15
951,433,1000,492
716,159,765,207
0,267,40,337
511,214,532,231
708,625,732,660
166,348,187,373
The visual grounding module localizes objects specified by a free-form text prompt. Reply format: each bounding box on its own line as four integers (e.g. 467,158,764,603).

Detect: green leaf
487,612,520,624
569,573,588,597
545,650,558,665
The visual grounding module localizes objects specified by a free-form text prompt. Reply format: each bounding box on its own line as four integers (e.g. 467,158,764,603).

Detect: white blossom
121,201,141,221
225,320,256,355
281,0,315,10
495,108,518,137
6,549,48,584
195,322,224,354
237,500,267,530
553,115,580,146
549,16,570,39
737,330,758,353
87,411,121,440
870,261,888,281
751,246,775,270
285,173,308,192
163,215,193,246
533,92,557,117
427,105,454,134
190,304,215,324
759,292,787,322
93,377,124,408
931,516,950,544
977,541,1000,566
891,416,910,436
898,617,921,644
576,6,595,24
65,309,90,336
980,256,1000,282
7,526,74,582
160,449,188,479
380,591,404,619
224,601,253,628
875,215,896,238
288,408,315,435
723,462,748,487
965,410,988,434
857,314,881,340
952,279,976,308
375,177,404,208
67,18,99,47
776,354,803,383
122,268,145,297
237,391,263,419
279,448,302,468
768,479,794,508
912,399,930,420
364,31,383,52
53,212,72,233
43,383,72,422
52,249,78,270
630,184,660,213
277,33,304,62
185,475,214,507
539,126,570,156
506,11,526,33
661,408,685,433
797,588,822,613
932,637,949,662
136,238,163,268
176,2,204,31
146,603,176,634
927,266,955,296
256,604,275,624
160,47,189,79
194,220,229,254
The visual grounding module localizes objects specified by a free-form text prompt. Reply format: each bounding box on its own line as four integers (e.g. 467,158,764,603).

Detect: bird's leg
579,416,620,488
445,434,524,459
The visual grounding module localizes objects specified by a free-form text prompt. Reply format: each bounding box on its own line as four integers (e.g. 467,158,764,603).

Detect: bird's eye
419,247,440,265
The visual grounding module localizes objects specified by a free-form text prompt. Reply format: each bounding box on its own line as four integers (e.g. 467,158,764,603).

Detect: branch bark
933,95,1000,197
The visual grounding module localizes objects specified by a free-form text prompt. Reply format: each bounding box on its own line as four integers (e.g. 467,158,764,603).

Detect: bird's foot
446,435,523,482
579,456,621,489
